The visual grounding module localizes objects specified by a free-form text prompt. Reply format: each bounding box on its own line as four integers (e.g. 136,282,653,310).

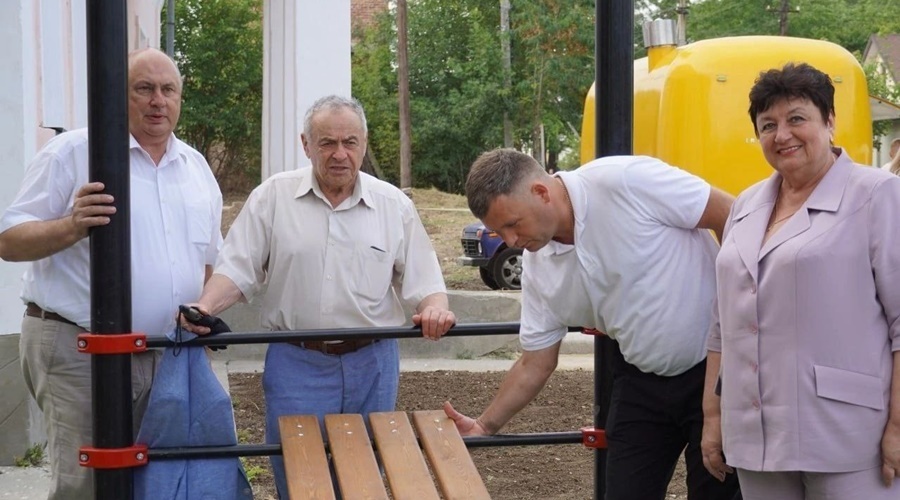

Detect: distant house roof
863,34,900,84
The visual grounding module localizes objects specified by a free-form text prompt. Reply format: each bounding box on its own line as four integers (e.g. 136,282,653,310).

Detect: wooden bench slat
412,410,491,500
324,414,388,500
369,411,440,500
278,415,336,500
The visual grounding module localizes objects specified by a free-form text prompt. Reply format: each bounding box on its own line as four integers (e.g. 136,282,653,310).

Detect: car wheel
479,267,500,290
491,247,523,290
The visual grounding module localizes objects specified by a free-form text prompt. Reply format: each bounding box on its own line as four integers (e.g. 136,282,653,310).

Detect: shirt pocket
814,364,885,410
353,242,394,301
185,199,213,251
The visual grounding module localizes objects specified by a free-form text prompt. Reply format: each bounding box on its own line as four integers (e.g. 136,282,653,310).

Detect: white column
263,0,351,179
0,0,45,465
0,1,39,335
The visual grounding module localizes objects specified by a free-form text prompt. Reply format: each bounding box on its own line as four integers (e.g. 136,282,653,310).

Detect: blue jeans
263,339,399,499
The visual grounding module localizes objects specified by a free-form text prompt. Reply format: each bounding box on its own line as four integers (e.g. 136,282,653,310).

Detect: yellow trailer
580,35,872,195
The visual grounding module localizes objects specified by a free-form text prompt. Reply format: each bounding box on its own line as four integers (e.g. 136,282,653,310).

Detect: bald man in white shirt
0,48,222,500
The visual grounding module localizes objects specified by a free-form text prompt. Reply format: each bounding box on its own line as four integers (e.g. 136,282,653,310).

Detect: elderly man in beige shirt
183,95,455,498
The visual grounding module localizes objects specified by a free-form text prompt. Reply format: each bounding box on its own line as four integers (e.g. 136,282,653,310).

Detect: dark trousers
605,347,741,500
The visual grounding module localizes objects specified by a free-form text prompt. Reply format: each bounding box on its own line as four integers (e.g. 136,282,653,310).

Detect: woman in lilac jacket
701,62,900,499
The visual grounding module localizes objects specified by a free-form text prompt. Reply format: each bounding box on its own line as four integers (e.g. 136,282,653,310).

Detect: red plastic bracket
79,445,148,469
580,427,607,449
581,327,606,337
76,333,147,354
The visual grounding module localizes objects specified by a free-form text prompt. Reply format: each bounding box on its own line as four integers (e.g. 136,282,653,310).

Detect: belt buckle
326,341,350,355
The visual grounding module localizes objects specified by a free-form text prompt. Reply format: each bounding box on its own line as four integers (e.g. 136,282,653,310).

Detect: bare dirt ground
230,370,688,500
223,187,688,499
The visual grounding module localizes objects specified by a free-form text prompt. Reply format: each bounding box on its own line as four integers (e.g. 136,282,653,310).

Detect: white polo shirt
0,129,223,336
519,156,720,376
214,168,446,330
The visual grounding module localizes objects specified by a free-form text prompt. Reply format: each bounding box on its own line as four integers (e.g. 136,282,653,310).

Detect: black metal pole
86,1,133,498
143,322,572,348
595,1,634,499
146,432,586,461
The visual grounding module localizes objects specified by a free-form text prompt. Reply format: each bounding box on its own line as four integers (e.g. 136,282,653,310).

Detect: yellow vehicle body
580,36,872,195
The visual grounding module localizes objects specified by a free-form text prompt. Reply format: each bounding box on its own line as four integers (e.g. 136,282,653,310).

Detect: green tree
407,0,505,193
354,0,596,191
353,9,402,184
164,0,263,193
510,0,595,170
354,0,505,192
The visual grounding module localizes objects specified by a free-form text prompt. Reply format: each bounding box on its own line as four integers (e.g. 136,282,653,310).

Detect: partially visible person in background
883,137,900,175
0,48,222,499
703,62,900,500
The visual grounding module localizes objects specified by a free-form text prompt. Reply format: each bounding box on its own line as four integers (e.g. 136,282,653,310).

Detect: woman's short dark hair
748,62,835,133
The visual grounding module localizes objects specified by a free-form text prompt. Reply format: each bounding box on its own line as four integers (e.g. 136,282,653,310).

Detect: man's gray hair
303,95,368,137
466,149,546,219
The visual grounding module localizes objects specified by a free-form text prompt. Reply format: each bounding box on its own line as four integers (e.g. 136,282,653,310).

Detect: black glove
178,305,231,351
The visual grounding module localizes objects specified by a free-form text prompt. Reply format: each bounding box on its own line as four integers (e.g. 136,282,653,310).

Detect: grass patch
15,443,45,468
455,349,476,360
483,345,520,360
240,457,267,484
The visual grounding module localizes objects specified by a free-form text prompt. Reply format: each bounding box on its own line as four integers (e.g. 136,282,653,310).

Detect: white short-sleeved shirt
214,168,446,330
0,129,223,335
519,156,720,376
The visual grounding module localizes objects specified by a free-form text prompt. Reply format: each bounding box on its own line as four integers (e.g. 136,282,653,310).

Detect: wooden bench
279,410,491,500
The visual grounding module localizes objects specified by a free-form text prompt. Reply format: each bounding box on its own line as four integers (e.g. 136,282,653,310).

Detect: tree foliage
355,0,505,192
353,0,595,193
164,0,263,193
510,1,595,169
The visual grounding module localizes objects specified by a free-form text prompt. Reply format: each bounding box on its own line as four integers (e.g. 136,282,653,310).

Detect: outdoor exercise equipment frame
82,1,632,498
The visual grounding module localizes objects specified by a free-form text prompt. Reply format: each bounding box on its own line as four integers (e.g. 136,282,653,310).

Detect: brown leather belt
288,339,376,356
25,302,79,327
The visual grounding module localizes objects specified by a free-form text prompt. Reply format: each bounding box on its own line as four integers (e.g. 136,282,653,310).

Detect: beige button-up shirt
215,168,445,330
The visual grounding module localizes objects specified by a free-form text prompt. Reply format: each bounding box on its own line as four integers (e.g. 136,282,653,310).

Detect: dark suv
458,222,523,290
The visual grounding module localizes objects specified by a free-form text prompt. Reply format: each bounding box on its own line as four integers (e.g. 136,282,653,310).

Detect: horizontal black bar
149,444,279,460
463,431,584,448
145,323,587,349
146,432,585,460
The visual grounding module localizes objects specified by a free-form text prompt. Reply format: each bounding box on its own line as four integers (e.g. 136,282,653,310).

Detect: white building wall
1,1,41,335
263,0,352,178
0,0,162,463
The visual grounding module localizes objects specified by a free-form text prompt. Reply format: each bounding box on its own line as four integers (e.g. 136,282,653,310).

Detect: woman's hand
701,415,734,482
882,420,900,487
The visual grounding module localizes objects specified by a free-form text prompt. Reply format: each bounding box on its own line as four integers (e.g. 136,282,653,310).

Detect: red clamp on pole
581,427,607,449
582,327,606,337
77,333,147,354
79,445,148,469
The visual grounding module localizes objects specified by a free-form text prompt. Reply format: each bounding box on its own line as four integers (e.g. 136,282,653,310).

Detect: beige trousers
19,315,161,500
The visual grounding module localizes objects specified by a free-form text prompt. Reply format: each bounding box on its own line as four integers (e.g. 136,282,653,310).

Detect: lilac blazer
708,150,900,472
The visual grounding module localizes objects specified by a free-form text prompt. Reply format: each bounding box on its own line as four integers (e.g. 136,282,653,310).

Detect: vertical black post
86,1,133,499
594,1,633,499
